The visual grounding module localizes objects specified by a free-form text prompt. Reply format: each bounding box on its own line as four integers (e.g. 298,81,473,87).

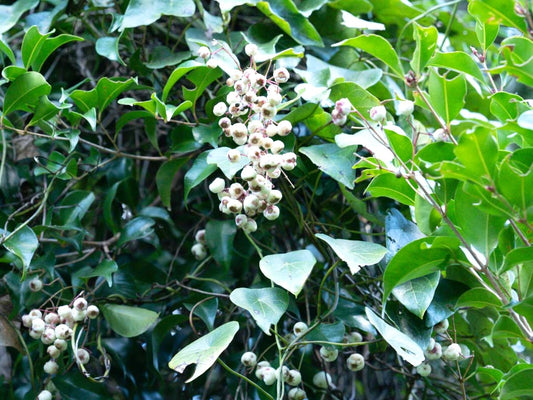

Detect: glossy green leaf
121,0,196,30
156,158,188,210
256,0,323,46
0,37,15,64
490,92,523,122
425,279,468,327
184,152,218,203
334,34,403,77
28,95,64,126
300,143,357,189
497,37,533,86
454,127,498,182
427,70,466,125
74,259,118,287
95,36,125,66
429,51,485,83
206,147,249,180
411,24,437,75
185,298,218,331
383,236,459,305
304,321,345,344
329,82,380,117
468,0,527,32
475,20,499,51
502,247,533,273
205,220,236,270
70,77,137,114
365,307,424,366
151,314,188,370
456,287,503,308
259,250,316,296
58,190,95,226
500,369,533,399
168,321,239,382
2,226,38,271
229,287,289,335
517,110,533,130
241,33,304,62
316,233,386,274
392,273,440,319
145,47,191,69
102,304,159,337
117,216,155,246
3,71,51,115
162,60,204,102
182,67,223,111
366,173,416,206
0,0,39,34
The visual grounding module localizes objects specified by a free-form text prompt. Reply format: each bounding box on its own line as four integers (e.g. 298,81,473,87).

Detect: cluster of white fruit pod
201,44,297,233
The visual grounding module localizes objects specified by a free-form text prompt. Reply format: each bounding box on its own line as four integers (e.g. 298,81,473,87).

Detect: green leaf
3,71,51,115
120,0,196,30
256,0,324,47
454,127,498,182
392,273,440,319
517,110,533,130
184,152,218,203
502,247,533,273
383,236,459,305
0,37,16,64
74,260,118,288
205,220,236,271
500,368,533,399
28,95,64,126
259,250,316,296
410,24,438,76
241,33,304,62
427,70,466,125
162,60,205,102
229,287,289,335
151,314,188,370
300,143,357,189
490,92,523,122
206,147,249,179
468,0,527,33
58,190,95,226
304,321,345,344
2,225,38,272
366,173,417,206
425,279,468,327
475,20,499,51
156,158,188,210
429,52,485,83
102,304,159,337
145,47,191,69
316,233,387,274
2,65,26,81
329,82,380,118
168,321,239,382
0,0,39,34
496,37,533,87
365,307,424,366
456,288,503,308
117,216,155,246
21,26,83,72
95,36,125,66
333,34,404,77
185,298,218,331
70,77,137,115
182,67,223,112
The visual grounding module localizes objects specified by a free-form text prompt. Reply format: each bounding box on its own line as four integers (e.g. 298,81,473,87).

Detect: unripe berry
37,390,53,400
335,98,352,115
261,104,276,119
73,298,88,311
43,360,59,374
345,331,363,344
320,346,339,362
219,117,231,129
434,319,449,334
32,318,45,333
288,388,307,400
240,351,257,368
286,369,301,386
227,149,241,163
197,46,211,59
47,345,61,359
332,109,348,126
273,67,290,83
242,219,257,233
263,205,280,221
41,328,56,345
278,120,292,136
433,128,447,142
230,69,242,81
29,278,43,292
425,341,442,360
347,353,365,371
29,329,42,339
72,308,86,322
195,229,206,244
265,124,279,137
267,190,282,204
254,73,266,88
396,100,414,116
77,348,90,365
245,43,258,57
416,363,432,377
227,198,243,214
87,305,100,319
231,123,248,139
44,313,60,326
270,140,285,154
442,343,462,361
255,361,270,379
29,309,43,320
293,321,308,336
213,102,227,116
241,166,257,181
22,314,32,328
55,324,72,340
191,243,207,260
262,367,277,385
312,371,332,389
209,178,226,194
248,120,264,134
54,339,68,351
267,92,282,106
369,105,387,121
206,59,218,69
235,214,248,228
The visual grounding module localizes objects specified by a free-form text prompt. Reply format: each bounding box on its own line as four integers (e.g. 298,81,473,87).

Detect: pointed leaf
95,36,125,66
3,71,51,115
117,216,155,246
300,144,357,189
411,24,438,75
168,321,239,382
468,0,527,33
229,287,289,335
259,250,316,296
156,158,188,210
102,304,159,337
429,51,485,83
428,70,466,124
184,152,217,203
316,234,386,274
121,0,196,30
205,220,236,270
392,273,440,319
2,225,38,271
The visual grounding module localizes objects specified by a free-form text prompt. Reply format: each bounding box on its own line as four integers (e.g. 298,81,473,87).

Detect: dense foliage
1,0,533,399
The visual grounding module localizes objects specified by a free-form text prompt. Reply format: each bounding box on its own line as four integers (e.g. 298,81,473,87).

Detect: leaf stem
217,358,274,400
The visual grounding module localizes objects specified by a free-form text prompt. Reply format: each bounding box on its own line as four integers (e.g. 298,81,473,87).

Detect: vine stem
217,359,274,400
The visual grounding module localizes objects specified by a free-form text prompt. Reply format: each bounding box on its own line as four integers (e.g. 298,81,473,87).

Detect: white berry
320,346,339,362
346,353,365,371
312,371,332,389
240,351,257,368
43,360,59,374
37,390,53,400
416,363,432,377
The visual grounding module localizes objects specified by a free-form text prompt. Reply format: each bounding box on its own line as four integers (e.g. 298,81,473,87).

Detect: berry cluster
21,296,99,379
202,46,297,233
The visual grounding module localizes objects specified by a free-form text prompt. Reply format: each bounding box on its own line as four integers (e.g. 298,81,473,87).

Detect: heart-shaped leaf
102,304,159,337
